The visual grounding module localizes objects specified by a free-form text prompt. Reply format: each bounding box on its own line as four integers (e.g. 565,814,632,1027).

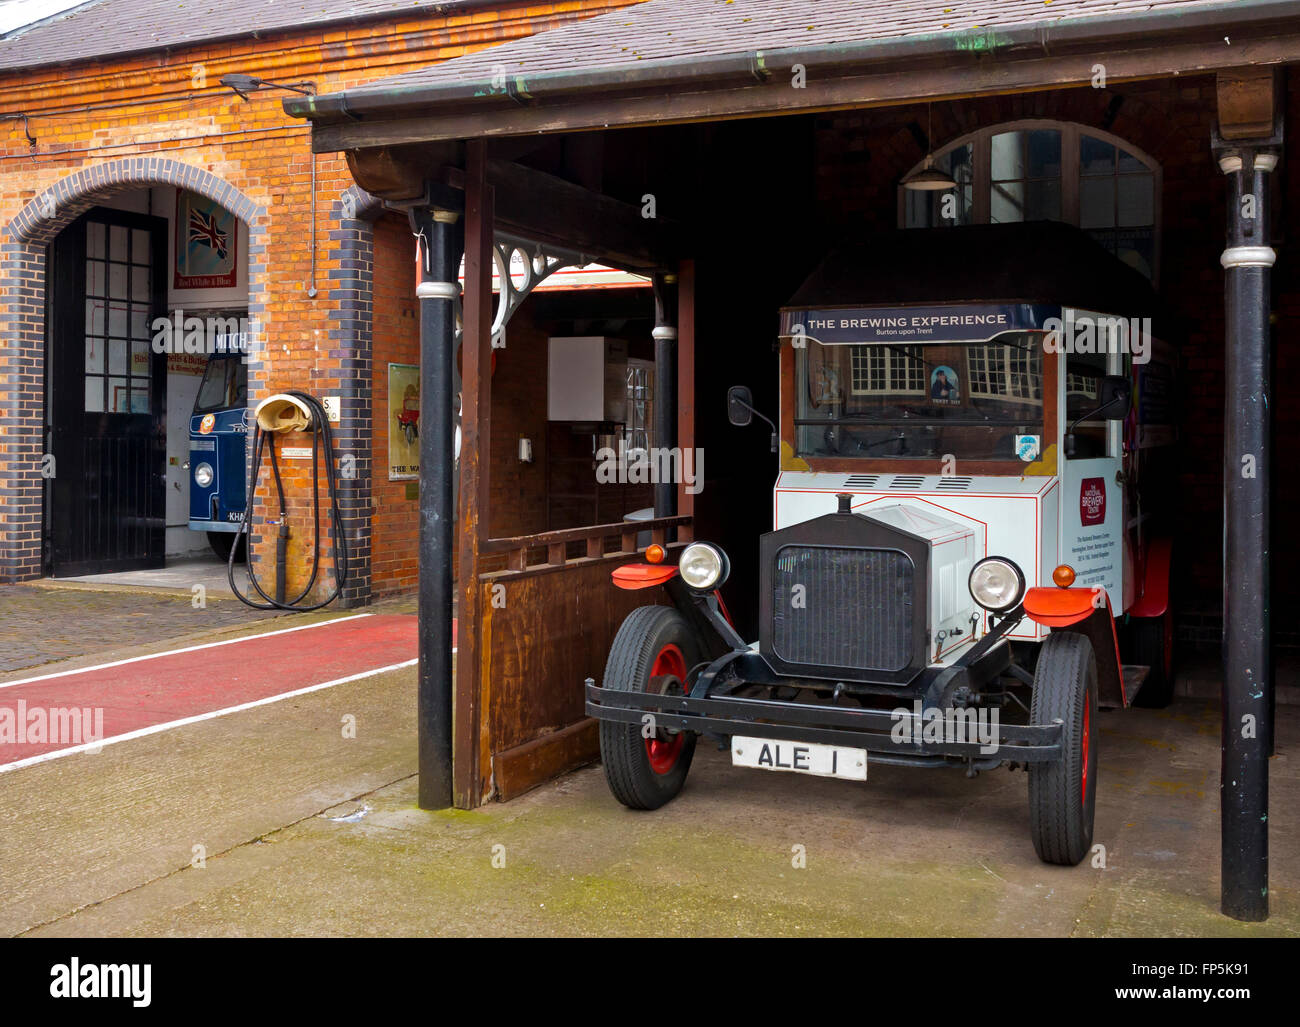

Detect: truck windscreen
794,332,1045,462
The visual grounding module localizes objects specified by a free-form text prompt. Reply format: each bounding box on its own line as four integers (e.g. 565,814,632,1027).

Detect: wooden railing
480,514,693,575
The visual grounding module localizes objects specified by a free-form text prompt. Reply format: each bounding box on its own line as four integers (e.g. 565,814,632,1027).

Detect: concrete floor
59,554,254,598
1,622,1294,936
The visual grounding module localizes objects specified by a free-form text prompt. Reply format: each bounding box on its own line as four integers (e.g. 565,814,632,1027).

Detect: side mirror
726,384,778,453
727,385,754,427
1097,375,1131,420
1064,374,1131,458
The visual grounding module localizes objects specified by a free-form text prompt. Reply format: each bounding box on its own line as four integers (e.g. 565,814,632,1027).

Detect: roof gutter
284,0,1299,124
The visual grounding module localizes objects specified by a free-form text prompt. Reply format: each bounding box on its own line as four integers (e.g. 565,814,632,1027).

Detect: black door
46,207,168,576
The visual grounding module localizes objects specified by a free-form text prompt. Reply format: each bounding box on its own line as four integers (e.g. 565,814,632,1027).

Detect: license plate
731,736,867,781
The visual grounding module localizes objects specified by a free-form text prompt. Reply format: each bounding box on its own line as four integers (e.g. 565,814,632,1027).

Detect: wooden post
453,141,494,809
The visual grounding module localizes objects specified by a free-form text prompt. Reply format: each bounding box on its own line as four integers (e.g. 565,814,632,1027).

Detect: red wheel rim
645,643,687,775
1080,697,1091,804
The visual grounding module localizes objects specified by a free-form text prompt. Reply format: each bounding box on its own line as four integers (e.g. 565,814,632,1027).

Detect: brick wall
0,0,641,596
487,299,552,539
370,212,421,596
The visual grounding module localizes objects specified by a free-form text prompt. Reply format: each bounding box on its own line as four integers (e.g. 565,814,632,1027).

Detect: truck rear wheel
598,605,703,810
1028,632,1098,866
1129,607,1175,708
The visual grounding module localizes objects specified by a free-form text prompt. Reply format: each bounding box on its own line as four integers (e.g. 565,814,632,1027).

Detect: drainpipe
411,200,464,810
652,272,678,524
1214,136,1278,922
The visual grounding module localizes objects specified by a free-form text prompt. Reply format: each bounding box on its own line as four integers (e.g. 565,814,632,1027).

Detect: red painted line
0,614,440,764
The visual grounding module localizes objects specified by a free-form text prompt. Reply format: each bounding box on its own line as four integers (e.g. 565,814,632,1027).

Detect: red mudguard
1025,586,1128,708
611,564,678,590
1129,537,1173,618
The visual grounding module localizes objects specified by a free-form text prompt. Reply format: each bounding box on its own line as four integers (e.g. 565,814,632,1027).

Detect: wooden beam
344,152,675,271
311,31,1300,153
491,719,600,801
1216,67,1280,140
453,141,493,809
484,158,672,272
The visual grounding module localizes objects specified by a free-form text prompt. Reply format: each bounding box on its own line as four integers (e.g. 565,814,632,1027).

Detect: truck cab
188,351,249,560
585,223,1178,866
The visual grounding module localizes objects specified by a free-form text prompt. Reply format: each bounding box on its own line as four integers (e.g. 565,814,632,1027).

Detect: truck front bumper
585,678,1063,764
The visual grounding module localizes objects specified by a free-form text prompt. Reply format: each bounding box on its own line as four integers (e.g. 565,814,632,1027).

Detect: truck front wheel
598,605,703,810
1028,632,1098,866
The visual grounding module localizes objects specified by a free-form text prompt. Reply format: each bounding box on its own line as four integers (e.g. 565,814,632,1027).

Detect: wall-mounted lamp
220,74,316,100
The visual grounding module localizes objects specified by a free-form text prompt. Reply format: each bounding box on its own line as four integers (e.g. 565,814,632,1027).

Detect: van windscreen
794,332,1045,462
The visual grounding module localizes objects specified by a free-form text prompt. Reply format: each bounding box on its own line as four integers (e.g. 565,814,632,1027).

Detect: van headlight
194,462,214,488
968,556,1025,612
679,542,729,591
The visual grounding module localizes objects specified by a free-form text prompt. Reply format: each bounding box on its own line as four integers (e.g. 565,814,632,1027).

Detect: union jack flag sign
188,208,228,260
174,189,237,289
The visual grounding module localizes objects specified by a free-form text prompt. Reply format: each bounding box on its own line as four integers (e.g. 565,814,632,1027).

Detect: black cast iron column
1217,144,1276,922
412,203,464,810
652,272,678,521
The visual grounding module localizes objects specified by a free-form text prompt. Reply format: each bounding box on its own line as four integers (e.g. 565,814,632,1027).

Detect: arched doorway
1,159,266,580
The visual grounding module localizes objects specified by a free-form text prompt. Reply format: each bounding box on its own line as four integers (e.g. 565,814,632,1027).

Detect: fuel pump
229,390,349,610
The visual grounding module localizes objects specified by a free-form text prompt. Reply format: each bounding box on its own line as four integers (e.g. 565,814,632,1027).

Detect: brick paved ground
0,583,284,675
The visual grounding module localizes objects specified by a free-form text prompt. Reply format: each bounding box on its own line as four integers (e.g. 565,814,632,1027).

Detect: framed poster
174,189,237,289
388,363,420,480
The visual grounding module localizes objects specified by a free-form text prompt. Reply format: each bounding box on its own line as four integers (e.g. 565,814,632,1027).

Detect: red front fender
611,563,678,590
1023,585,1106,627
1025,586,1128,708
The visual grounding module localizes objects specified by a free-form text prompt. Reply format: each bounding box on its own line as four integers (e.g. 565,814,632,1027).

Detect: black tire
1028,632,1098,866
1129,608,1175,708
207,530,246,563
598,605,703,810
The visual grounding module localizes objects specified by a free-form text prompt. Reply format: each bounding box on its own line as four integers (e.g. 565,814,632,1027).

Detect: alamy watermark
596,443,705,495
1043,312,1151,364
0,701,104,748
890,701,1000,755
151,310,255,357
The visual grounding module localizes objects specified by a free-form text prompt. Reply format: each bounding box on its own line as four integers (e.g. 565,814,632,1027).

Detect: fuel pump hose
229,390,350,611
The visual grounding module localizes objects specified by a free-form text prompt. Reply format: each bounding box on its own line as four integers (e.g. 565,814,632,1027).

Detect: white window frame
967,341,1043,404
849,344,925,396
897,119,1162,285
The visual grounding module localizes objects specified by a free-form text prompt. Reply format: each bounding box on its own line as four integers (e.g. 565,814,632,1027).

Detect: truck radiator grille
770,546,913,672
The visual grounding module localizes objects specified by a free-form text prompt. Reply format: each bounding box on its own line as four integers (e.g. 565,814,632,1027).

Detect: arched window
900,120,1161,282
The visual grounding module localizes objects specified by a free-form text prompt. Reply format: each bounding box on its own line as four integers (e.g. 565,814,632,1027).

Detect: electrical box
547,336,628,422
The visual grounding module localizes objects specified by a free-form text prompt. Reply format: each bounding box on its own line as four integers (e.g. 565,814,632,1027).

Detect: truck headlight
679,542,728,591
968,557,1025,612
194,462,214,488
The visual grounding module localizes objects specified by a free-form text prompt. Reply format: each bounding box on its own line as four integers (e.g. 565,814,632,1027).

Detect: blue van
188,352,249,560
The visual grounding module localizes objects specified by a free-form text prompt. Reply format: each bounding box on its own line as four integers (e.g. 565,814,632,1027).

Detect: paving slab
4,667,1293,936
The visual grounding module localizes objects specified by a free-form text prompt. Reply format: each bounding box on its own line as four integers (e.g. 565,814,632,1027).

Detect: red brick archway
0,158,268,582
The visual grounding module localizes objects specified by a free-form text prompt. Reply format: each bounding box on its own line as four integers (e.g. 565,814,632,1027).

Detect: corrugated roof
335,0,1248,99
0,0,480,72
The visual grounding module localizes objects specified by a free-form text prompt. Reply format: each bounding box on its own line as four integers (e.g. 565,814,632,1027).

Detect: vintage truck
585,223,1178,865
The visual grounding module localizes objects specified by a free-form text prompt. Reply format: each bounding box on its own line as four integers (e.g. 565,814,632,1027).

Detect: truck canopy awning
782,223,1179,342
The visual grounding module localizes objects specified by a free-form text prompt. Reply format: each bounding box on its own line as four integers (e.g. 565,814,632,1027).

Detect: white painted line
0,613,373,690
0,657,419,775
